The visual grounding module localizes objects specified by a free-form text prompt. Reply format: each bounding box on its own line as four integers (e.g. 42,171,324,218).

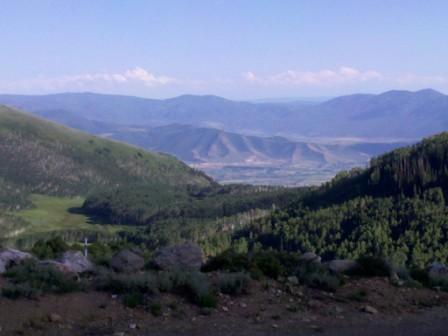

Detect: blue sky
0,0,447,99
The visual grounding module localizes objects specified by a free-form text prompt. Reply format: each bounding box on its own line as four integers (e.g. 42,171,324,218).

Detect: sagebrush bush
3,260,80,298
96,271,158,295
218,272,250,296
96,269,217,308
2,283,38,299
182,272,217,307
296,262,341,292
428,275,448,291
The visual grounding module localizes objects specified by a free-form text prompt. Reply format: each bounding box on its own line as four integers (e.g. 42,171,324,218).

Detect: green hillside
0,105,213,210
232,133,448,268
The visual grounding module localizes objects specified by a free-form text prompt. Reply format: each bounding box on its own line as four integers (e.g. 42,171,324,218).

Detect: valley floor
0,276,447,336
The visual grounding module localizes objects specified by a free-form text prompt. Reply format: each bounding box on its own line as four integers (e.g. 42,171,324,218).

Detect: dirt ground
0,277,447,336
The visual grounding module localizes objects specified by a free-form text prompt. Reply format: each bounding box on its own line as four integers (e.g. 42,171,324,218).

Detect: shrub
88,243,113,266
123,291,145,308
428,275,448,291
31,236,68,259
96,271,158,295
252,252,283,279
182,272,217,308
352,256,391,277
218,272,250,296
149,302,162,316
1,283,38,299
202,250,248,272
3,260,80,297
296,262,341,292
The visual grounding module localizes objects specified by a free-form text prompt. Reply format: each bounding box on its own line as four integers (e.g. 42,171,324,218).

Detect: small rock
362,305,378,315
287,276,299,285
222,306,229,312
129,323,137,329
272,324,278,328
49,313,62,323
240,302,247,308
299,252,321,264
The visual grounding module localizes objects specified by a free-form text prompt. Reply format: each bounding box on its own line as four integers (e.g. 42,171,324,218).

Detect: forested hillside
0,105,212,210
234,133,448,268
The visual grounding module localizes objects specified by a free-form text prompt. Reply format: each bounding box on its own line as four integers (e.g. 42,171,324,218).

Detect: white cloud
1,67,177,92
395,73,447,86
243,66,383,86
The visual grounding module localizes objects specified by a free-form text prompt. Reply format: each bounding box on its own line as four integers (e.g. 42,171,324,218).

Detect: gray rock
287,276,299,285
153,243,204,271
299,252,321,264
362,305,378,314
38,260,72,274
428,262,448,281
111,249,144,273
0,248,33,273
59,251,93,274
327,259,358,273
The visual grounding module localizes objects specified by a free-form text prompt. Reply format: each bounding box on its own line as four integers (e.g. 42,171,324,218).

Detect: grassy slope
3,195,136,248
0,105,212,203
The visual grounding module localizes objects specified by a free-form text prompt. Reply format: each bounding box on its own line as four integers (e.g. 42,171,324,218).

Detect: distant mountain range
0,89,446,140
0,89,444,185
0,107,405,169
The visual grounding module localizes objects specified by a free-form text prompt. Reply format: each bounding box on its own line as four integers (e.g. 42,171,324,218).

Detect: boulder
327,259,358,273
0,248,33,273
153,243,204,271
428,262,448,281
110,249,144,273
298,252,321,264
59,251,93,274
38,260,72,274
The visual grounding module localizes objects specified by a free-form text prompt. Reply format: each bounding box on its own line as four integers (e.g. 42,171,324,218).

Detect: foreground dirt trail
0,277,447,335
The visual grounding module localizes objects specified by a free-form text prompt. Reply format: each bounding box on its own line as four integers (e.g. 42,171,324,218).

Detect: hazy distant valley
2,90,440,185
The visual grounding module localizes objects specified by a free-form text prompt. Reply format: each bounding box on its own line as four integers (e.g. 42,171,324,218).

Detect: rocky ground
1,276,447,336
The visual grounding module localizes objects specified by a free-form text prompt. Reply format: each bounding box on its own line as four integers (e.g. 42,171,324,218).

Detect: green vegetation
0,106,212,207
2,195,136,249
2,260,81,299
0,107,304,252
218,272,251,295
95,269,217,308
31,236,68,259
226,133,448,269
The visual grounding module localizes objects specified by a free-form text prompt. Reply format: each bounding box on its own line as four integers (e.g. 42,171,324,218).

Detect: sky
0,0,447,100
